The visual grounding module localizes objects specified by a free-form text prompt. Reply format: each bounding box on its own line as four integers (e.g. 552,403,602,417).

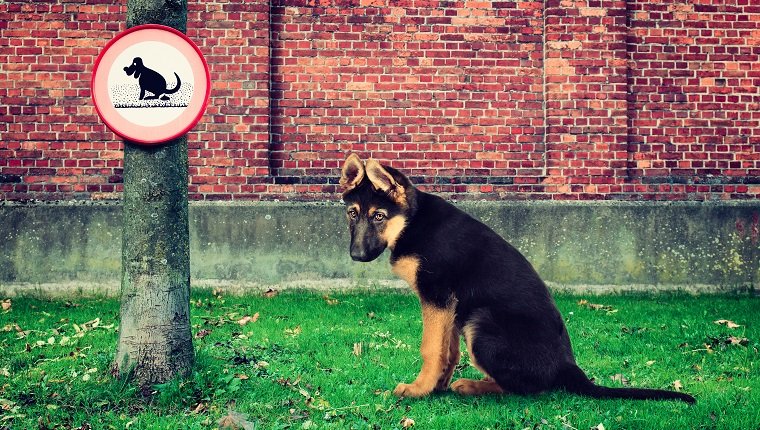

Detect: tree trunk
113,0,193,390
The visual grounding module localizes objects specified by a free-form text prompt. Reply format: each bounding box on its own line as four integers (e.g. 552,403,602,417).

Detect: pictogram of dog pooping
92,25,210,144
122,57,183,102
109,46,193,113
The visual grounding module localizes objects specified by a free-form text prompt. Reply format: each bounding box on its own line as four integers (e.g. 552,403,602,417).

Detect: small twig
328,403,370,412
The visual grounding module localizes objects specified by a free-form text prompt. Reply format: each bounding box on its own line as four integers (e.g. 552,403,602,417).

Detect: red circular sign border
91,24,210,145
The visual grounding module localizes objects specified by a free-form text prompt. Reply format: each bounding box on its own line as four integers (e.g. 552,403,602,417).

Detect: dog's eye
373,212,386,222
348,209,358,219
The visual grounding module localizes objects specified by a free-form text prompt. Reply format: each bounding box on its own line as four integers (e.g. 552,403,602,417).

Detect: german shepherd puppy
340,154,695,403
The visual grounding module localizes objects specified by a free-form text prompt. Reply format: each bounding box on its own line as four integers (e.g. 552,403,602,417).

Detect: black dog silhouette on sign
123,57,181,101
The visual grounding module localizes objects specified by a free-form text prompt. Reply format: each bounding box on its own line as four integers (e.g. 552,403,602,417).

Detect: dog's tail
165,72,181,94
555,365,695,403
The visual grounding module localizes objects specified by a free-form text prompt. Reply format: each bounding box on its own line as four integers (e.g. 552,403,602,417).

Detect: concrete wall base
1,201,758,295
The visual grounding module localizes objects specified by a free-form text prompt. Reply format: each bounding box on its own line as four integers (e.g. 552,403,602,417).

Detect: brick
1,0,758,202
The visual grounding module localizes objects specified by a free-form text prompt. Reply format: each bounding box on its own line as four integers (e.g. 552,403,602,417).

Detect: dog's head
340,154,414,262
123,57,143,78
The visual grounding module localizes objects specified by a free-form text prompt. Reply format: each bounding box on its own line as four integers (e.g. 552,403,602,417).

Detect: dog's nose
350,248,368,262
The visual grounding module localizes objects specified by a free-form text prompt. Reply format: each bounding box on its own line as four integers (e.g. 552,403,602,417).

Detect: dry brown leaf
714,319,741,329
1,300,11,311
195,329,212,339
592,424,606,430
610,374,629,386
191,402,206,415
400,417,416,428
285,326,302,337
218,411,255,430
236,374,249,380
2,323,21,333
578,300,616,313
264,289,279,298
672,380,683,391
727,336,749,346
323,295,339,305
353,342,362,357
236,313,259,326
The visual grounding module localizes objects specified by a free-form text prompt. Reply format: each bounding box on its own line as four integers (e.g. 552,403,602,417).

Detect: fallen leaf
672,380,683,391
591,424,606,430
727,336,749,346
285,326,302,337
610,374,629,386
353,342,362,357
323,295,339,305
645,360,655,366
400,417,415,428
264,289,279,298
578,300,616,313
714,319,741,329
1,300,11,311
195,329,212,339
191,402,206,415
236,374,249,380
218,410,255,430
1,324,20,333
237,312,260,326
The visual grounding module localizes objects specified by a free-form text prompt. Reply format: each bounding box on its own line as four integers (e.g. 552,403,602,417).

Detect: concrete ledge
1,201,758,295
0,280,750,299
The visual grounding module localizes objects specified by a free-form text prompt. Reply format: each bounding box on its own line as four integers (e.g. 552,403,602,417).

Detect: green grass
0,290,758,430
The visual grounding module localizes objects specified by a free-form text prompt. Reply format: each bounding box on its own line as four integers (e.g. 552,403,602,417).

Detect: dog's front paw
393,382,433,398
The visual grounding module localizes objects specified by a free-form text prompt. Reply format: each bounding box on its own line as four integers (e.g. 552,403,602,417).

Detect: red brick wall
1,0,758,202
627,0,760,198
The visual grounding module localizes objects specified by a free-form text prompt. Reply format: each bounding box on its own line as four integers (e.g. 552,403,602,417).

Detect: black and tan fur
340,154,695,403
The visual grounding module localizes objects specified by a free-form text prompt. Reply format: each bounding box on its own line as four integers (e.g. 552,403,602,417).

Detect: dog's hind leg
454,310,559,396
451,378,504,395
452,319,505,395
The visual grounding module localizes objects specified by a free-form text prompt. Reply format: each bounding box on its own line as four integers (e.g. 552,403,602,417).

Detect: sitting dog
123,57,181,101
340,154,695,403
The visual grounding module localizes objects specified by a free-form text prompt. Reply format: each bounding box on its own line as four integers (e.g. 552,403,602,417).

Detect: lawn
0,289,757,430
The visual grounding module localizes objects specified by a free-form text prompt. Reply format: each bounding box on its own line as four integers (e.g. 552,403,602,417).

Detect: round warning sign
91,24,210,145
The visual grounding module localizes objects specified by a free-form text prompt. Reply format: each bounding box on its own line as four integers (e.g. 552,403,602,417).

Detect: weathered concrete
1,201,758,294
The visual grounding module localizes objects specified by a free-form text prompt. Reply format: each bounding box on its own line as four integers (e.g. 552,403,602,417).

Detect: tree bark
113,0,193,390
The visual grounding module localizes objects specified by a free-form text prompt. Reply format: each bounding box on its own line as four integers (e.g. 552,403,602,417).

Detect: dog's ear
340,153,364,192
365,159,407,206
